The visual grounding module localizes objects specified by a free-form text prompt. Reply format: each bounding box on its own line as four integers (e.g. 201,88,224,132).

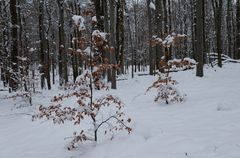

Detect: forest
0,0,240,158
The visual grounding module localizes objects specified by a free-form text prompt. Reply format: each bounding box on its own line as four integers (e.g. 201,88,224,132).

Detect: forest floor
1,63,240,158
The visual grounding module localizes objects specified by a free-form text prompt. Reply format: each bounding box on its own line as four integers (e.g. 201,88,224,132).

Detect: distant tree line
0,0,239,91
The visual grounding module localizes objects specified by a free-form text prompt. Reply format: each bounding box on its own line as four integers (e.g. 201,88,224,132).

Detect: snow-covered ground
1,63,240,158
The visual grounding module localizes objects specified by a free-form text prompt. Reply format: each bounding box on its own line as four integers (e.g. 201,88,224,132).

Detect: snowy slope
1,63,240,158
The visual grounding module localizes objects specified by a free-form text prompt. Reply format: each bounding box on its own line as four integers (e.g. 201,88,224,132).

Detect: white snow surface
1,63,240,158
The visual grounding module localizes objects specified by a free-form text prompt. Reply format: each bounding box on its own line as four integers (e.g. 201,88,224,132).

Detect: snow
177,34,187,38
92,30,107,41
163,35,174,46
76,49,82,53
92,16,97,22
72,15,86,31
29,48,35,52
184,57,197,64
16,56,28,61
83,46,91,56
156,37,163,43
1,63,240,158
149,2,156,10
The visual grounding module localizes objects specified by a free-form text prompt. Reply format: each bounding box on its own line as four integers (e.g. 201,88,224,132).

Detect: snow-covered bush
147,61,185,104
147,74,184,104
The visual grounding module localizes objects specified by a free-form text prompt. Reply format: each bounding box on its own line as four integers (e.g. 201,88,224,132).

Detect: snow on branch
72,15,86,31
149,2,156,10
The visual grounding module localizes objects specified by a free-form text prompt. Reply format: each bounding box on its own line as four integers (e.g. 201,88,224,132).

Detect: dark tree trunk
94,0,104,31
57,0,68,86
211,0,223,67
236,0,240,59
110,0,117,89
196,0,204,77
119,0,125,74
147,0,154,75
227,0,233,57
9,0,19,91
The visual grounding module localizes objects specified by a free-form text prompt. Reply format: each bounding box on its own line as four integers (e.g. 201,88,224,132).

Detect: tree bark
39,0,51,90
155,0,163,70
211,0,223,67
236,0,240,59
9,0,19,91
109,0,117,89
196,0,204,77
57,0,68,86
147,0,154,75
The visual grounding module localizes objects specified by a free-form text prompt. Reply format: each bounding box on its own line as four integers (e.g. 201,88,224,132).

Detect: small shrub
147,61,185,104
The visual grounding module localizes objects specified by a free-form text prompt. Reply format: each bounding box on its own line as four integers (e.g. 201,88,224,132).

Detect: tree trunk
94,0,104,31
39,0,51,90
147,0,154,75
119,0,125,74
57,0,68,86
155,0,163,70
216,0,222,67
211,0,223,67
236,0,240,59
9,0,18,92
109,0,117,89
102,0,112,82
196,0,204,77
227,0,233,57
